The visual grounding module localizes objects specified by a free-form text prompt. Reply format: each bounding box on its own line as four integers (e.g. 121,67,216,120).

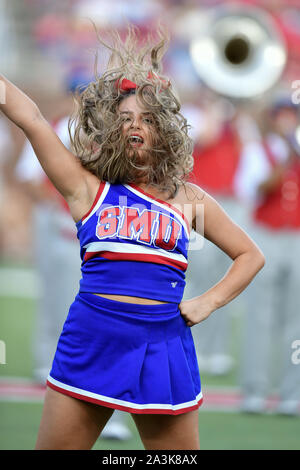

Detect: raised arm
0,75,98,221
180,183,265,327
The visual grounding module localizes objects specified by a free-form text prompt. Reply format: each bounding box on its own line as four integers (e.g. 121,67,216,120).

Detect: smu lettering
96,206,181,251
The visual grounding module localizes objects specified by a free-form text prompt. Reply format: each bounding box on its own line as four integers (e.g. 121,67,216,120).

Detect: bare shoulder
175,182,232,232
174,182,206,207
181,182,206,203
180,182,226,212
168,182,206,231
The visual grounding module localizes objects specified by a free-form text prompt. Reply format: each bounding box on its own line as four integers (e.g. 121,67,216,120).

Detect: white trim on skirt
47,375,203,415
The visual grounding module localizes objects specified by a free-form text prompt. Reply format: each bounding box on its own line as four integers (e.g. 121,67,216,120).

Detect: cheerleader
0,28,264,450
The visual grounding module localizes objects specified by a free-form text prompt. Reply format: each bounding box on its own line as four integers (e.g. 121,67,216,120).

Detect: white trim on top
81,182,110,226
83,241,188,265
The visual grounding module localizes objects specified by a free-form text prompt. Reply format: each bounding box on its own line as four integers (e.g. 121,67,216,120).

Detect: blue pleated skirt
47,293,203,415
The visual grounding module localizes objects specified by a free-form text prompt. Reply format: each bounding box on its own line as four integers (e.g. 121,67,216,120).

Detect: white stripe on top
83,241,188,265
81,182,110,226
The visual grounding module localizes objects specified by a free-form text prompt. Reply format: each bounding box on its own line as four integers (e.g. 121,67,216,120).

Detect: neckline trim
126,183,190,234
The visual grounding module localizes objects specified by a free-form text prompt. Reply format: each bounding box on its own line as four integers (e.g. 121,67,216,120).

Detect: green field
1,401,299,450
0,272,299,450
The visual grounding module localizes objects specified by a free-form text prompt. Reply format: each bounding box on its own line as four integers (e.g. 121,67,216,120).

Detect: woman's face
118,94,155,155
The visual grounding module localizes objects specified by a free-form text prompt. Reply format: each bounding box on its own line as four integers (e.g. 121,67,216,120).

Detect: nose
130,115,141,129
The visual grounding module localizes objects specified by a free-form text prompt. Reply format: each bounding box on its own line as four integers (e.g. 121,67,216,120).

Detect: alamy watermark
96,197,205,252
0,340,6,364
291,339,300,365
291,80,300,105
0,79,6,104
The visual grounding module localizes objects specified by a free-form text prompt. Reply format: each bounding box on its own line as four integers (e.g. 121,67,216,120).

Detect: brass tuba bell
189,4,287,99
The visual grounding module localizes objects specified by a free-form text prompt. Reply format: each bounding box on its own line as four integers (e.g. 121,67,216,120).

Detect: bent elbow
255,249,266,271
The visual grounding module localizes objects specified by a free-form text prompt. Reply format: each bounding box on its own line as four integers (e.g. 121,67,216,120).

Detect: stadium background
0,0,300,450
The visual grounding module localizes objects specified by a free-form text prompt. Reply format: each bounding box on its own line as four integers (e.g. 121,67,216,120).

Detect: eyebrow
119,111,152,116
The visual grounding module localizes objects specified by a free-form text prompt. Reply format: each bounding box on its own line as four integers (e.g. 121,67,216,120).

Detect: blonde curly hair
69,26,194,198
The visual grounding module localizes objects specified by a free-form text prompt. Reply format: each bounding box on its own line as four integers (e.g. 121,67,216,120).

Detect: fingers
179,307,195,327
179,301,211,327
179,302,193,327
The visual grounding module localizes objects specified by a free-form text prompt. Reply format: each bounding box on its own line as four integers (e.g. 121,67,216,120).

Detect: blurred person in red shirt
182,90,248,376
235,94,300,415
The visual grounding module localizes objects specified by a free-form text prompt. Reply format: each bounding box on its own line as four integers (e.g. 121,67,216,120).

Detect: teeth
129,136,143,143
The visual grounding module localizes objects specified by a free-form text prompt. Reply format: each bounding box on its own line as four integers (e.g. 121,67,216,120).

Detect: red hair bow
115,77,138,91
115,72,170,92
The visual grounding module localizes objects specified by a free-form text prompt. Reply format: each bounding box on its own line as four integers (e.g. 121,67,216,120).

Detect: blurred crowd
0,0,299,439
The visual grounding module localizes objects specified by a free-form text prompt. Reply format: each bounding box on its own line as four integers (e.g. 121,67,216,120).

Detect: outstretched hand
179,295,216,327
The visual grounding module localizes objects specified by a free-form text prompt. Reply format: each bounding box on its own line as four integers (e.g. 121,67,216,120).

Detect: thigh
35,387,114,450
131,409,200,450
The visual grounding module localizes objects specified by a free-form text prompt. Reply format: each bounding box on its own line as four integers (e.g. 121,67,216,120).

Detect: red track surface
0,379,282,411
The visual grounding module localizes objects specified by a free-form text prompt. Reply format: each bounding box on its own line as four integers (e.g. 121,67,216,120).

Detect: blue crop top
75,182,190,303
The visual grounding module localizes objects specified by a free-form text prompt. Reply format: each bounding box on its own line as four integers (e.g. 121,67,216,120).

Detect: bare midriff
93,293,168,304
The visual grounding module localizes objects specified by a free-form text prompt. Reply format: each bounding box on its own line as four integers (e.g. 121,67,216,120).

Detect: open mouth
128,135,144,147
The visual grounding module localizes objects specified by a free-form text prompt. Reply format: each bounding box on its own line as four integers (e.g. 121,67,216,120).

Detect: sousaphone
189,4,287,99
